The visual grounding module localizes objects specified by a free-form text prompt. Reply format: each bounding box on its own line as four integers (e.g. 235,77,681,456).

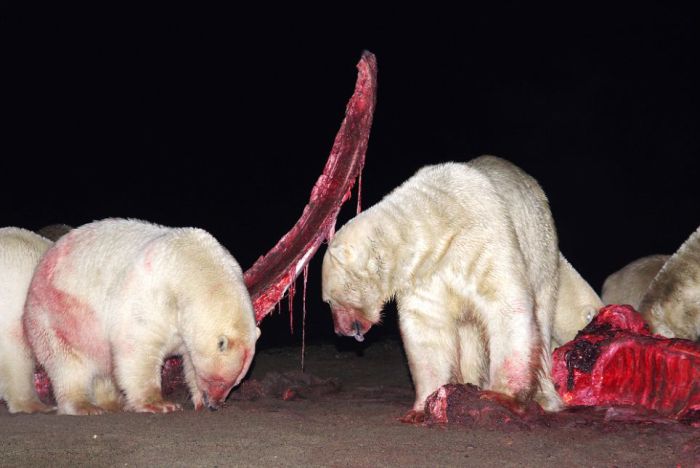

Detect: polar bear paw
399,409,425,424
7,399,56,414
132,399,182,413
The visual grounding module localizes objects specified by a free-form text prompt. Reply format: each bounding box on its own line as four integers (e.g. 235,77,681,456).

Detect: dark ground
2,336,697,467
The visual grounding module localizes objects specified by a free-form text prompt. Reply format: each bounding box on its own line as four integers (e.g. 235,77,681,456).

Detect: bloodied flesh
552,304,700,422
424,304,700,428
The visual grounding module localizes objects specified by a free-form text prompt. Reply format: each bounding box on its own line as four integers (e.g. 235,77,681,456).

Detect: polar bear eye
585,308,597,323
217,336,229,352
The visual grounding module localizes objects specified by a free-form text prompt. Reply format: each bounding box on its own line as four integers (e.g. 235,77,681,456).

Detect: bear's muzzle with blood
329,304,374,342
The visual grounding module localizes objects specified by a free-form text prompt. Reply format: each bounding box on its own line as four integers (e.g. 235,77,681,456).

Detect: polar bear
322,155,563,420
0,228,54,414
36,224,72,241
601,255,669,309
552,253,603,347
638,226,700,339
23,218,259,415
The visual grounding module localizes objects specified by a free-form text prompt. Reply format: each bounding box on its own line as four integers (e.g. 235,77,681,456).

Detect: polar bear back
39,219,173,324
332,157,558,308
28,218,248,334
467,156,558,295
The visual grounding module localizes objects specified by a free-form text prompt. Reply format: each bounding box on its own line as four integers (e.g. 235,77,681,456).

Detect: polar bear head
322,222,388,342
181,282,260,409
169,230,260,409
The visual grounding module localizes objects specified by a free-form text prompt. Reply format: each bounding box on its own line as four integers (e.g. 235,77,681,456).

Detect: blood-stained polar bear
322,155,563,421
0,228,54,414
23,218,259,415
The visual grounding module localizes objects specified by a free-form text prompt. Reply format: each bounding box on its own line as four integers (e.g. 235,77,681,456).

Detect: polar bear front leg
114,343,181,413
456,321,487,387
397,291,457,423
480,294,541,404
180,351,205,410
532,290,564,412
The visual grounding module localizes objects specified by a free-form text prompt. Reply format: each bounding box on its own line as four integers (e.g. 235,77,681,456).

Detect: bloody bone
552,304,700,422
243,50,378,322
423,384,545,430
30,51,377,406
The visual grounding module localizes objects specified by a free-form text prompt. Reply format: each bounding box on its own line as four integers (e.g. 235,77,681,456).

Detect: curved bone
243,51,378,322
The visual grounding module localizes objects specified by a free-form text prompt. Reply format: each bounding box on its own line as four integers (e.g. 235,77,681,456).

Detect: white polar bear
0,228,54,414
638,226,700,339
322,155,563,420
23,218,259,415
601,254,669,309
553,253,603,348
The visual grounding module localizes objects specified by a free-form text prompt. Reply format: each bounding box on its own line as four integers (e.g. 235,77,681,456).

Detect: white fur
23,218,259,415
322,156,563,414
552,253,603,348
639,226,700,339
0,228,54,414
601,254,669,309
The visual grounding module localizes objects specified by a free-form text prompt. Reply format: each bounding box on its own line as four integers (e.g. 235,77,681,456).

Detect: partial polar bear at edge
639,227,700,340
601,254,669,309
0,227,54,414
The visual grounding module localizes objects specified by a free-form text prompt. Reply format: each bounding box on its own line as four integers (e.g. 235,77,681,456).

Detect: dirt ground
1,337,698,467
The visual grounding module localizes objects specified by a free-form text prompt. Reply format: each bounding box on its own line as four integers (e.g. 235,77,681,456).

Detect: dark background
3,5,699,346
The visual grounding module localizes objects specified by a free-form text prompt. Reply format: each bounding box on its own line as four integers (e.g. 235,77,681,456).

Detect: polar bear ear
329,244,355,265
255,327,261,340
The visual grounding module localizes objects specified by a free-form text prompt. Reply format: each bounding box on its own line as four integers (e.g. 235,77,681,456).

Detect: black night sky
3,5,699,345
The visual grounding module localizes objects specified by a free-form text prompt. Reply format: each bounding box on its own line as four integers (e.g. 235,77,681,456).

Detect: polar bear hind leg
48,357,112,415
114,341,181,413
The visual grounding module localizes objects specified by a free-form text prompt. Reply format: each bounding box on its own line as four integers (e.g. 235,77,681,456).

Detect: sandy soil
1,337,698,467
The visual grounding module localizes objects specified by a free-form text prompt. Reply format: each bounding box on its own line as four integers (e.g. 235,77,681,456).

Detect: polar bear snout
330,305,373,340
199,376,234,410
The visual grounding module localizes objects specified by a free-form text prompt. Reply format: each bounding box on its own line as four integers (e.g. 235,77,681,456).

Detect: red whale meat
552,304,700,422
29,51,377,407
424,304,700,427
